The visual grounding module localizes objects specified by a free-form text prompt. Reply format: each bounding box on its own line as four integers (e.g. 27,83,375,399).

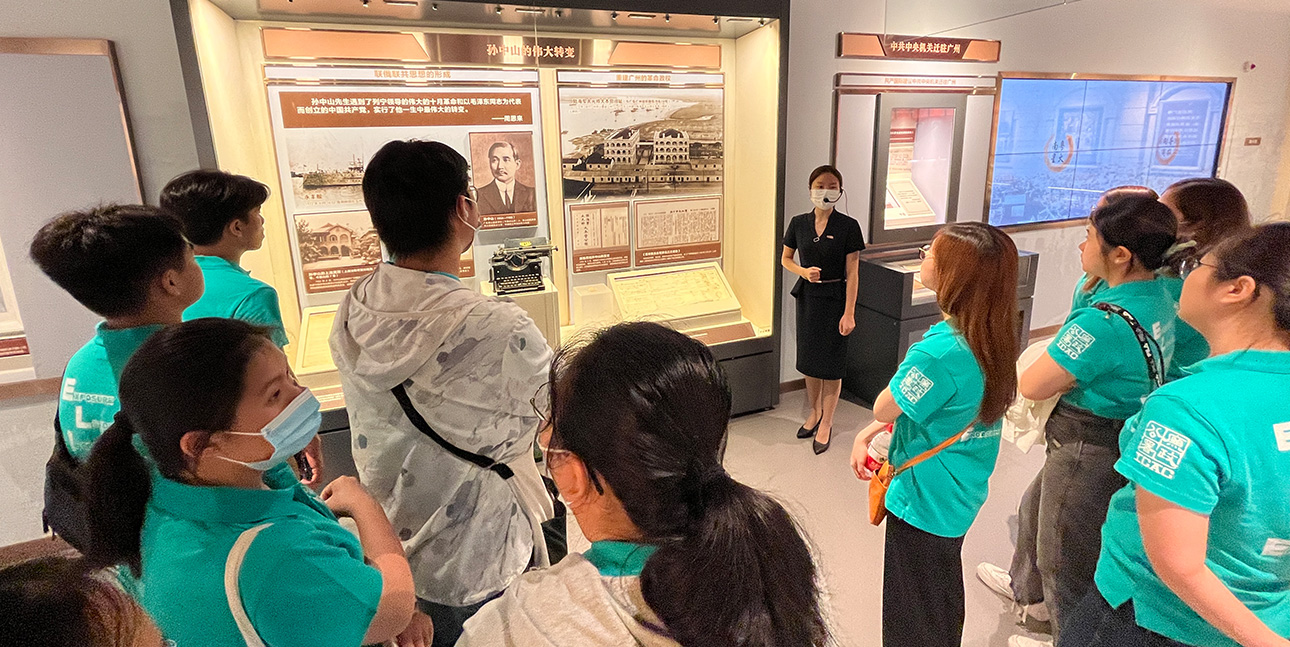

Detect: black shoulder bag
389,382,567,563
390,383,514,479
1094,302,1165,390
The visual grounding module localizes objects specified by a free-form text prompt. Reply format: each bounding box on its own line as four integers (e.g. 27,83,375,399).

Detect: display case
844,247,1040,406
870,94,967,245
172,0,789,421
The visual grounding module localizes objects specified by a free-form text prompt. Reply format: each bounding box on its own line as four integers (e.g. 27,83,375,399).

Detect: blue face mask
217,388,322,471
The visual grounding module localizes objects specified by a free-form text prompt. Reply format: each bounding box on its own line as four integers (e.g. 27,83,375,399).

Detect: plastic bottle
864,425,894,473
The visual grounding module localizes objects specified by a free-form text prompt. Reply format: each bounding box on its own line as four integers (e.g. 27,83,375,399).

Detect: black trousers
1059,592,1191,647
883,514,967,647
418,596,492,647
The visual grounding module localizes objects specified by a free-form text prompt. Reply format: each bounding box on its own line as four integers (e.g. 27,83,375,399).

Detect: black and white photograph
559,87,724,200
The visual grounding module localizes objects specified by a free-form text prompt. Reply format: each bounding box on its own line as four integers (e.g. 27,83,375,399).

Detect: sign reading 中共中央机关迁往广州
838,33,1001,63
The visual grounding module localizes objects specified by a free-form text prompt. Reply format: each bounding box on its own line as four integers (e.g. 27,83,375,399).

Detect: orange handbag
869,425,972,526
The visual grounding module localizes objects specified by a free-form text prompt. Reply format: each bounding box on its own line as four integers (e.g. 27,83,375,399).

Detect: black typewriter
490,237,556,295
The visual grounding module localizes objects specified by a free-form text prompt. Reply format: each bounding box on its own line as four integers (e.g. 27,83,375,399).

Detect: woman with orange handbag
850,222,1020,647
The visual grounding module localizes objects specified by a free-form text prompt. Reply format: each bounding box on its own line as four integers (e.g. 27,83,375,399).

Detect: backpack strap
1093,302,1165,389
391,383,514,480
225,523,273,647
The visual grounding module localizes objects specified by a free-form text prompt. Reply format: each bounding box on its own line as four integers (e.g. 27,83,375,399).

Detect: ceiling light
628,13,655,20
384,0,419,5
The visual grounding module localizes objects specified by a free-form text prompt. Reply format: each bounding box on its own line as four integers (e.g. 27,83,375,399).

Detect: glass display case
172,0,789,418
869,93,968,245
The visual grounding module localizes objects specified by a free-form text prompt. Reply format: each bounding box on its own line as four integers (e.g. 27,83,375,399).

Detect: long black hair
547,322,827,647
82,318,275,575
1210,222,1290,334
0,556,146,646
1090,194,1177,272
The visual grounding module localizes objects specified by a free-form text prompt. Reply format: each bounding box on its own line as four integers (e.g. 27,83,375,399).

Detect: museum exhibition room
2,1,1289,646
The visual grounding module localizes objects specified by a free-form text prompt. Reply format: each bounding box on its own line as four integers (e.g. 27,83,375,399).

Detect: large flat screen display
988,76,1232,227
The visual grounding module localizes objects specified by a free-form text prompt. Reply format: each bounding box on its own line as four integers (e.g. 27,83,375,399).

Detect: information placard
632,196,722,267
568,201,631,274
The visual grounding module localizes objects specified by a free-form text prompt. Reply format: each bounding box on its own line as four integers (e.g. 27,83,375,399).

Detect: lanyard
1094,302,1164,389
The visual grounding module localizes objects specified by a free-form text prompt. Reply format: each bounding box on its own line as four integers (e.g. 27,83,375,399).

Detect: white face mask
810,188,843,210
458,197,480,253
458,197,481,233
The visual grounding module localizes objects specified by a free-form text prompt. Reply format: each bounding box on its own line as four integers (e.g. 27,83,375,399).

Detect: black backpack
42,404,91,551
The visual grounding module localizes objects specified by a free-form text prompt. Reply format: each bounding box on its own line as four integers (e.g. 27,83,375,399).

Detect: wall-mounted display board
558,71,728,303
176,0,789,416
266,67,547,308
986,74,1234,229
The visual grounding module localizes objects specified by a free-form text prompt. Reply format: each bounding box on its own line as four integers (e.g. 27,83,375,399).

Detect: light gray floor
728,390,1050,647
0,389,1052,645
0,395,60,547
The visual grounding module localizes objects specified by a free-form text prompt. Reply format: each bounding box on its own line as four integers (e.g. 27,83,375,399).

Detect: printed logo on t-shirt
900,367,934,404
1056,324,1096,360
1134,421,1193,479
1274,421,1290,452
962,425,1002,442
1263,538,1290,558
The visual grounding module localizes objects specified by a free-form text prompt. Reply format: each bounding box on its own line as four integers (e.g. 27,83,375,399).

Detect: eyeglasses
1180,257,1218,279
918,244,933,260
465,185,478,202
530,383,550,427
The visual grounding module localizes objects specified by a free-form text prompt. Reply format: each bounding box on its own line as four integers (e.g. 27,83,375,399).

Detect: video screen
987,77,1231,227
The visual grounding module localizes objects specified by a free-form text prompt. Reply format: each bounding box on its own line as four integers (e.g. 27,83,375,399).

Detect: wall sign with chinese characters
838,33,1001,63
261,28,721,70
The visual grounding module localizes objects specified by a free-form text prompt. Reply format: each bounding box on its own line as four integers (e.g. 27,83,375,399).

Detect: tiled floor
0,389,1053,646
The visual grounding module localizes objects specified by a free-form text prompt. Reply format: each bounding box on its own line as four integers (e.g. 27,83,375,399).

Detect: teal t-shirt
583,541,658,577
1048,278,1176,420
886,320,1002,538
1069,272,1106,313
184,256,289,348
140,464,382,647
1160,275,1209,381
1095,350,1290,647
58,323,164,460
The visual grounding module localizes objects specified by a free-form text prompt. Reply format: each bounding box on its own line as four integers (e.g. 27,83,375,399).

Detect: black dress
784,211,865,380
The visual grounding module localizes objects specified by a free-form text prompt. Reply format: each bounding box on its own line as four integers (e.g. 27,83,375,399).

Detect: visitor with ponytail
850,222,1019,647
980,195,1180,647
81,318,423,647
1063,222,1290,647
1158,178,1252,380
457,321,827,647
1069,186,1159,312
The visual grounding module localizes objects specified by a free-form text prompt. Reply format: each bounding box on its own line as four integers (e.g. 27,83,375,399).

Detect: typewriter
490,237,556,295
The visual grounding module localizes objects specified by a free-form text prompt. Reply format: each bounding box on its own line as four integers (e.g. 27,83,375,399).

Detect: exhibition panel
174,0,788,415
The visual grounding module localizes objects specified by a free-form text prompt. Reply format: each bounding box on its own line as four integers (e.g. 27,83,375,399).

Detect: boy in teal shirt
161,170,289,348
30,206,204,460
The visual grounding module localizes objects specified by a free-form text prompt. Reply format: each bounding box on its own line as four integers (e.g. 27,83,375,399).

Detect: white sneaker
1008,635,1052,647
976,562,1015,601
975,562,1051,624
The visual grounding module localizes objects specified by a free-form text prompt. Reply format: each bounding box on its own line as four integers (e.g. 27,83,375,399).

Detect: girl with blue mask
80,319,427,647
